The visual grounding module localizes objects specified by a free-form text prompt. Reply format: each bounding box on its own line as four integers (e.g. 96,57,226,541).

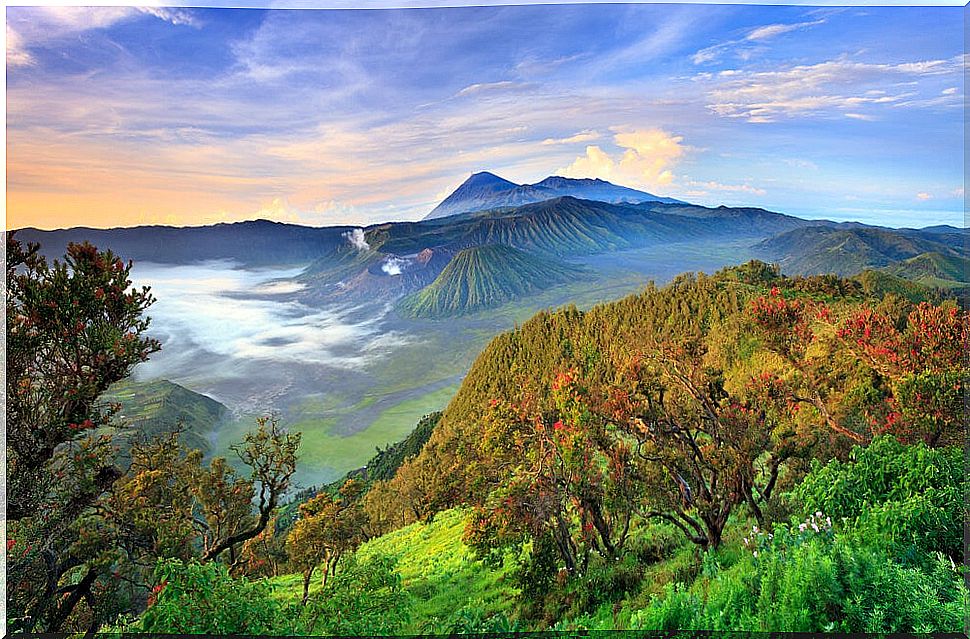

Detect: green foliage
303,554,412,636
883,251,970,289
357,508,519,632
139,559,292,635
628,523,967,633
287,479,368,604
789,436,965,560
717,260,781,286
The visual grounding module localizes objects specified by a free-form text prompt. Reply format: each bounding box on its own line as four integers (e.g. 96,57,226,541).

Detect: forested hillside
10,235,966,635
151,259,962,636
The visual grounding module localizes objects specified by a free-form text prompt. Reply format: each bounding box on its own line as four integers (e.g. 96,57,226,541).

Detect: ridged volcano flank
399,244,583,318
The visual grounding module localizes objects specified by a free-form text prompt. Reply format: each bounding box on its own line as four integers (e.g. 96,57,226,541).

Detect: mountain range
423,172,683,220
14,171,968,318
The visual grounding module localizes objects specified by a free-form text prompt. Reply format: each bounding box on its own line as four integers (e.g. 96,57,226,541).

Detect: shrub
303,553,411,636
628,514,967,633
790,436,965,560
138,559,292,634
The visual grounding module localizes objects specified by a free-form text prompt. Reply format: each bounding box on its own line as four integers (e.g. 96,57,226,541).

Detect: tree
833,301,967,447
603,338,795,549
198,417,301,563
6,234,160,632
103,418,301,575
465,370,637,572
750,287,968,448
286,479,368,604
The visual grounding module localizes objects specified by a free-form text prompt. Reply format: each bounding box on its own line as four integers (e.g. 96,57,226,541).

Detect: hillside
881,252,970,289
322,412,442,493
269,508,520,634
398,244,585,318
377,197,807,258
755,225,967,276
423,171,681,220
100,379,228,456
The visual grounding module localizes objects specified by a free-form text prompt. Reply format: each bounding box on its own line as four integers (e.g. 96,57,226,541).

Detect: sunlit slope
882,252,970,289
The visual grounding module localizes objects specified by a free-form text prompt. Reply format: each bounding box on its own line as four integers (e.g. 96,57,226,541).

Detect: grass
269,508,519,634
218,384,460,489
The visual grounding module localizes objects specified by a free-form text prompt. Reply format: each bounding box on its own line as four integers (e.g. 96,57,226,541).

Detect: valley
115,236,754,489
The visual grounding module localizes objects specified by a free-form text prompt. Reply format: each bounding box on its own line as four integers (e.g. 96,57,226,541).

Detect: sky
5,3,965,230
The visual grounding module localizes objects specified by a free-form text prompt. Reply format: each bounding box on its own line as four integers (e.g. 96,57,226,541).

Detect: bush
139,559,292,634
303,553,412,635
627,506,967,633
790,436,965,560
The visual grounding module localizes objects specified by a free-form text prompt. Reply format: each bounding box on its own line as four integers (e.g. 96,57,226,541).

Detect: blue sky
6,3,964,229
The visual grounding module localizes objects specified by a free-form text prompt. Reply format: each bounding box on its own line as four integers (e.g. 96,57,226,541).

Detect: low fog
129,260,413,415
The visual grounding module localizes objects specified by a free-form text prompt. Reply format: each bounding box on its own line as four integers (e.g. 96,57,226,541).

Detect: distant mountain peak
466,171,515,185
424,171,684,220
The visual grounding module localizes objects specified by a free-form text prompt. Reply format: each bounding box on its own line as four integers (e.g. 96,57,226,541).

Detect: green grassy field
269,508,519,634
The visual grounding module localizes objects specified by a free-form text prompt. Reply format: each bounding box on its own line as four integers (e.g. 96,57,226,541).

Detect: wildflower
753,551,758,558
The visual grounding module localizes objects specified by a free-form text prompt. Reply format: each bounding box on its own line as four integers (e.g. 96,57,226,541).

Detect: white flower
753,551,758,557
816,511,822,518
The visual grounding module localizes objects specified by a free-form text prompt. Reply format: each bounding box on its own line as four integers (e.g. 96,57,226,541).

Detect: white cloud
6,25,34,68
952,187,964,197
692,18,825,65
6,6,200,72
138,7,201,27
541,130,601,145
455,81,533,97
688,180,766,196
745,19,825,42
942,87,959,95
703,56,962,122
916,192,933,201
560,128,687,190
